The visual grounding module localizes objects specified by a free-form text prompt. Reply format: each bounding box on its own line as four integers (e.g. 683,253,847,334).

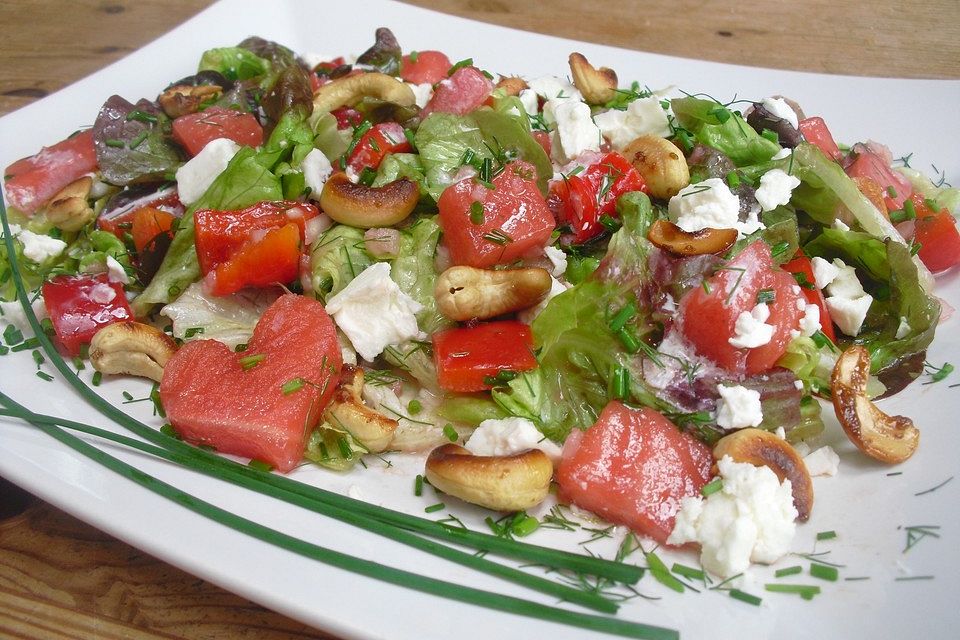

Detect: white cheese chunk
89,282,117,305
669,178,763,237
798,303,821,337
755,169,801,212
175,138,241,205
833,218,851,232
826,260,866,299
301,148,333,201
729,303,774,349
544,99,600,164
543,245,568,277
518,276,569,325
825,294,873,337
761,97,799,129
895,316,912,339
465,417,562,464
0,297,48,334
406,82,434,109
772,148,792,161
715,385,764,429
526,75,581,101
518,89,539,116
803,446,839,477
810,257,839,290
668,455,798,578
105,255,129,284
325,262,424,362
17,229,66,263
592,97,671,149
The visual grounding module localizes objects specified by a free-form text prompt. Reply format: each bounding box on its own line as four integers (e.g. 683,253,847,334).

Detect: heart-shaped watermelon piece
160,294,342,472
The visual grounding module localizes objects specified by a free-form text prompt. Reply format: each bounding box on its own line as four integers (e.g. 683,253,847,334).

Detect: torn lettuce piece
308,111,351,161
159,281,279,349
198,46,270,81
304,424,369,472
471,107,552,194
436,394,508,425
93,96,182,186
897,166,960,215
309,224,374,302
671,97,779,166
415,112,491,200
382,340,439,393
389,216,450,334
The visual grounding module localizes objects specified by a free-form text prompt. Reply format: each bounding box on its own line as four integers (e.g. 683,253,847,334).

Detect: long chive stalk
0,402,675,640
0,399,616,614
0,210,640,586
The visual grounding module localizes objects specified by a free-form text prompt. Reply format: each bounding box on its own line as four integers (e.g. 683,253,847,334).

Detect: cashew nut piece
319,172,419,228
647,219,737,257
324,370,398,453
89,321,178,383
435,265,552,321
831,345,919,464
622,135,690,200
158,84,223,118
312,72,416,114
425,443,553,512
495,76,528,97
713,428,814,521
568,52,618,105
44,176,95,232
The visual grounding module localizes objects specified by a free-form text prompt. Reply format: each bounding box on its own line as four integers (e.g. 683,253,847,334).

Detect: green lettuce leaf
671,97,779,166
198,47,270,81
415,113,491,201
390,216,450,334
309,224,373,302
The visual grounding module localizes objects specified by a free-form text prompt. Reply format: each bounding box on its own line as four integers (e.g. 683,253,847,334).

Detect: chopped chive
248,459,273,472
234,343,248,353
671,563,706,581
447,57,473,76
924,197,940,212
765,583,821,600
282,377,306,395
810,329,835,350
770,241,791,260
701,280,711,294
482,229,512,245
810,563,839,581
358,166,377,186
40,317,55,336
126,110,158,123
336,435,352,458
702,478,723,496
761,129,779,143
469,201,485,224
886,185,898,199
729,589,762,606
725,171,740,189
159,424,180,439
599,214,622,232
775,565,802,578
608,303,637,332
460,148,476,167
129,130,149,150
414,474,424,497
442,423,459,442
70,357,84,373
615,326,641,353
709,106,731,123
645,550,684,593
35,371,54,382
149,384,166,418
104,138,126,148
32,350,45,368
91,371,102,386
11,337,40,352
756,288,775,305
611,366,630,401
479,157,493,183
184,326,205,338
915,475,954,496
0,345,8,356
407,399,423,415
3,323,23,346
895,575,935,581
425,502,445,513
239,353,265,370
816,530,837,541
903,198,917,219
512,514,540,537
122,391,134,401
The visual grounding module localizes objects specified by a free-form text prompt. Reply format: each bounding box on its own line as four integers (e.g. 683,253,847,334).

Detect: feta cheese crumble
729,303,774,349
465,417,562,464
544,99,600,163
16,228,67,263
820,258,873,336
754,169,801,212
668,455,798,578
592,97,671,149
406,82,434,109
715,385,764,429
798,303,821,337
526,75,581,102
761,97,799,129
543,245,568,277
175,138,241,205
668,178,763,237
301,148,333,201
825,295,873,337
325,263,424,362
105,255,130,284
518,89,539,116
803,445,840,477
810,256,839,290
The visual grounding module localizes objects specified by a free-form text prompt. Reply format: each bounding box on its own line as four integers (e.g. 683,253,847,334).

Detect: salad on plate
2,25,959,631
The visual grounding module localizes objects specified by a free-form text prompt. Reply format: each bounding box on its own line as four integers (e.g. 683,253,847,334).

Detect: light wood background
1,1,958,638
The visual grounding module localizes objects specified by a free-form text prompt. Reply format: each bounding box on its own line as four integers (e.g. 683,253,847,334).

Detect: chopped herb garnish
3,324,24,346
671,563,706,582
184,327,205,338
793,271,815,289
915,475,953,495
358,166,378,186
239,353,265,370
756,288,775,304
765,583,821,600
902,525,941,553
91,371,102,386
35,371,54,382
469,201,485,224
126,110,159,123
159,424,180,439
760,129,779,143
775,565,803,578
611,366,630,400
442,423,459,442
129,130,149,150
729,589,762,606
282,377,306,395
608,303,637,332
414,474,424,497
725,171,740,189
702,478,723,496
770,241,791,261
407,399,423,415
886,185,898,199
104,138,126,148
809,563,839,582
424,502,446,513
816,530,837,541
248,459,273,472
645,550,684,593
482,229,513,245
32,350,45,368
923,361,954,384
447,57,473,76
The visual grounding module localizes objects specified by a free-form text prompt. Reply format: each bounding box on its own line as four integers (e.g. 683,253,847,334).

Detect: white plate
2,1,959,638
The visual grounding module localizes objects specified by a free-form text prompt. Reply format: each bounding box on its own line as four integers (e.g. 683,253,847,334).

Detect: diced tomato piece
421,66,494,118
42,274,132,355
345,122,412,173
4,130,98,215
679,240,805,375
438,161,555,268
798,117,842,162
160,294,342,473
171,107,264,157
130,207,176,256
549,152,647,244
400,50,452,85
331,106,363,130
433,321,538,392
97,188,184,238
781,254,836,342
193,201,318,274
910,193,960,273
205,223,302,296
845,145,912,211
556,401,712,544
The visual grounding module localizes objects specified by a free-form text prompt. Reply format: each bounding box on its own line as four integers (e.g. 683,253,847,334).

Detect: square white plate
2,1,959,638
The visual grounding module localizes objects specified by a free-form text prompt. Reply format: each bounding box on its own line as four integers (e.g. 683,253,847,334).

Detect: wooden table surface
0,1,957,638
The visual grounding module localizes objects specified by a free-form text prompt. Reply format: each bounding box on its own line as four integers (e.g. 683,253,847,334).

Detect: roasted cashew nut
568,52,618,105
713,428,814,521
831,346,919,464
90,321,178,383
319,173,419,228
647,219,737,257
425,443,553,512
312,72,416,114
495,76,529,97
44,176,95,232
622,135,690,200
324,370,398,453
158,84,223,118
434,265,552,321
